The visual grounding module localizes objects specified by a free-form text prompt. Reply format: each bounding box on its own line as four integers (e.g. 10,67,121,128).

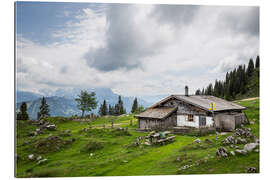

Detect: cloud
84,4,175,71
217,6,259,37
16,4,259,96
150,4,200,27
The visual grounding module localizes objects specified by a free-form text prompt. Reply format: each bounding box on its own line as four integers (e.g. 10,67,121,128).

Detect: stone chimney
185,86,189,96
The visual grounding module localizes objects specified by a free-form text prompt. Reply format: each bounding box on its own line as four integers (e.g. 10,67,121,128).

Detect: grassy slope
16,98,259,177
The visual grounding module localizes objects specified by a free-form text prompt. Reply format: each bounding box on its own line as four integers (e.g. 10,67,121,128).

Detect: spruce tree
108,105,113,115
131,97,138,113
17,102,29,120
103,100,108,116
247,58,255,78
195,89,201,95
255,55,260,68
37,97,50,120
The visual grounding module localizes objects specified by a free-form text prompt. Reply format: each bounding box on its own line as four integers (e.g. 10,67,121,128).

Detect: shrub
81,139,104,152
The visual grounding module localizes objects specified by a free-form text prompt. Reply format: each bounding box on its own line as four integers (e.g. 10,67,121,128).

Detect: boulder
237,137,247,144
28,154,35,160
216,147,228,157
36,156,42,161
193,138,201,144
223,136,237,145
46,124,56,131
235,149,247,155
244,143,259,152
246,167,257,173
37,158,48,165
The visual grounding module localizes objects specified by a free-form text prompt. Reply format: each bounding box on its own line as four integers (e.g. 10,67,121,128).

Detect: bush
81,139,104,152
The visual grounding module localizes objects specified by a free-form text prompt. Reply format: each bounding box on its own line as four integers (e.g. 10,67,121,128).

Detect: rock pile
246,167,257,173
193,138,201,144
234,128,252,138
216,147,228,157
243,143,259,152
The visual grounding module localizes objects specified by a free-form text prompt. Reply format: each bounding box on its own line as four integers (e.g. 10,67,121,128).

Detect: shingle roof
134,107,177,119
149,95,246,112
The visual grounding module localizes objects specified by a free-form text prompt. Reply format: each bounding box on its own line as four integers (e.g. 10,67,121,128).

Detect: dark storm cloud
84,4,160,71
218,7,259,37
84,4,199,72
150,4,200,27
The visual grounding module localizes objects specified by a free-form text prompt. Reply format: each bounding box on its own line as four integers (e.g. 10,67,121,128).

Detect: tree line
195,55,260,100
17,90,145,120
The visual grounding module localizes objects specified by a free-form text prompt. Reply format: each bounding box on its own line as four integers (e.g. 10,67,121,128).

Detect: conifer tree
131,97,138,113
255,55,260,68
247,58,255,78
37,97,50,120
17,102,29,120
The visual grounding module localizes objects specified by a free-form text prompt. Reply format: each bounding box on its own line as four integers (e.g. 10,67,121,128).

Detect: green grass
16,98,260,177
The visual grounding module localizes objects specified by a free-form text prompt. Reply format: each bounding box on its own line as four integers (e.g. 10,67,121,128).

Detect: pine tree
98,100,108,116
131,97,138,113
17,102,29,120
37,97,50,120
117,96,126,115
103,100,108,116
255,55,260,68
108,104,113,115
195,89,201,95
247,58,255,78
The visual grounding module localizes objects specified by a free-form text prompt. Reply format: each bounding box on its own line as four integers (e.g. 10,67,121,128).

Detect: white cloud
16,4,259,96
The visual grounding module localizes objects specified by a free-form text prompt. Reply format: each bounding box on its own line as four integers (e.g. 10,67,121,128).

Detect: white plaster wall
177,115,199,128
206,117,214,127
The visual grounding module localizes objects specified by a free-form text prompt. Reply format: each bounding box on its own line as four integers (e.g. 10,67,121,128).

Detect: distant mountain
16,96,80,120
16,88,152,120
139,94,169,105
16,91,42,103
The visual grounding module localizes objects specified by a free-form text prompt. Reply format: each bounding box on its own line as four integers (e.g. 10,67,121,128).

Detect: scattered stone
89,153,94,157
254,149,259,153
216,147,228,157
193,138,201,144
246,167,257,173
179,164,192,171
234,128,252,138
36,128,42,134
244,143,259,152
28,154,35,160
176,157,181,162
37,158,48,165
46,124,56,131
254,138,260,144
65,129,71,133
223,136,237,145
122,160,128,163
230,145,234,148
235,149,247,155
36,155,42,161
230,151,235,156
237,137,247,144
28,131,37,137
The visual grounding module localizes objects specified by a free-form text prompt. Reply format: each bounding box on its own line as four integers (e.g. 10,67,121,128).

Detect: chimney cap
185,86,189,96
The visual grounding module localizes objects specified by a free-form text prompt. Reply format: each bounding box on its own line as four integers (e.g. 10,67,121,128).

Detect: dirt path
237,97,259,102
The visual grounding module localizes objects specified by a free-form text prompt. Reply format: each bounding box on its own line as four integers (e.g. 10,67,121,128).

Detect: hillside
16,98,259,177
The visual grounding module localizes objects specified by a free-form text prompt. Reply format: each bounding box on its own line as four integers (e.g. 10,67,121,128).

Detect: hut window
188,114,194,121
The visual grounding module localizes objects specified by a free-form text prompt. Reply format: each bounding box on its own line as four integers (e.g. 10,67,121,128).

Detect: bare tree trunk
111,119,114,128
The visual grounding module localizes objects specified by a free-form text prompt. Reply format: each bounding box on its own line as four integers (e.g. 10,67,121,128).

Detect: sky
16,2,259,97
